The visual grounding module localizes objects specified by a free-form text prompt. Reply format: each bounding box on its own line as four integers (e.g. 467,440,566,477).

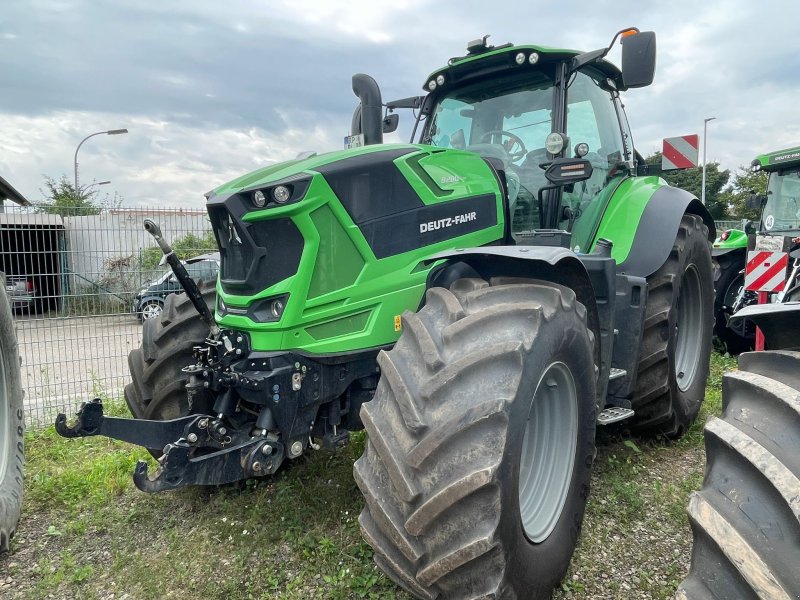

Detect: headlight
244,175,311,211
217,294,290,323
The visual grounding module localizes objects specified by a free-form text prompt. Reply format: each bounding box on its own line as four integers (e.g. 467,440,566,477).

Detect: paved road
15,313,143,427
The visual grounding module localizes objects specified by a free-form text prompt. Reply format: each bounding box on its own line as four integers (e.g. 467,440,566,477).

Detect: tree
645,152,731,218
139,231,218,272
718,166,768,221
37,175,120,217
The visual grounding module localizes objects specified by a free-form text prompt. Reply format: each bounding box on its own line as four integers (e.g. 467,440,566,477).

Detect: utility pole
701,117,716,205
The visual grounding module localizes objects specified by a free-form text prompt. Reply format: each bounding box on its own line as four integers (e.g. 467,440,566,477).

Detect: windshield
425,69,628,246
763,169,800,232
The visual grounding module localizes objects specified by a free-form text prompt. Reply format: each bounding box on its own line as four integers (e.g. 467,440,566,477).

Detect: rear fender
426,247,610,408
596,181,715,278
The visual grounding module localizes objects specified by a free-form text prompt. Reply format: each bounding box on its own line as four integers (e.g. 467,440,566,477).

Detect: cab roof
753,146,800,171
423,42,623,92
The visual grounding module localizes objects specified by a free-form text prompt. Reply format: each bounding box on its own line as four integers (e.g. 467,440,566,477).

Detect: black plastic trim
617,187,714,278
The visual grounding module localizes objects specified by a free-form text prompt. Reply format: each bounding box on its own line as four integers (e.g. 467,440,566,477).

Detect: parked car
133,253,219,321
5,275,36,313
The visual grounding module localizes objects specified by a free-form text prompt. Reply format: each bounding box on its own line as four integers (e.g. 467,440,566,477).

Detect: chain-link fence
1,203,216,428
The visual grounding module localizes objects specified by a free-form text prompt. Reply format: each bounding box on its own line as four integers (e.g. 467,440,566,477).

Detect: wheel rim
518,361,578,543
675,264,703,392
142,303,162,320
0,342,8,480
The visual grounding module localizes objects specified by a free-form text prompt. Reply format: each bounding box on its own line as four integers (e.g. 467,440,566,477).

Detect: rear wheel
632,214,713,437
125,281,216,432
354,278,596,599
0,283,24,554
678,351,800,599
713,252,753,354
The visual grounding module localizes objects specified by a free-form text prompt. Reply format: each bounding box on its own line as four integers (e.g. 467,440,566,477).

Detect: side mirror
382,113,399,134
621,31,656,89
544,158,594,185
745,193,767,210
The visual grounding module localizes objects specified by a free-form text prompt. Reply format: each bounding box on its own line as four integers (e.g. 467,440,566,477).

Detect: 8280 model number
419,211,477,233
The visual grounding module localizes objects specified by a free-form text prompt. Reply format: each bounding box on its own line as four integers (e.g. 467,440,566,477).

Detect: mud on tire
632,214,714,437
124,280,216,433
354,278,596,599
678,350,800,599
0,283,24,554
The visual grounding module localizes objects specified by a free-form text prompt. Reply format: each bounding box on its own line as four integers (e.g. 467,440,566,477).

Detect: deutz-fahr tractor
713,145,800,353
57,29,716,598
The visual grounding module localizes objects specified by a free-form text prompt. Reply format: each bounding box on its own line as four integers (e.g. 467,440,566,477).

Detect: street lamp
73,129,128,194
701,117,716,205
84,180,111,193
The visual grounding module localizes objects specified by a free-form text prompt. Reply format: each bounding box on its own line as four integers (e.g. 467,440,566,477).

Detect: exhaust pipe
351,73,383,146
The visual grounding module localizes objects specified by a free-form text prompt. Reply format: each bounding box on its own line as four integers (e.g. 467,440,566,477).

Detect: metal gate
1,204,216,428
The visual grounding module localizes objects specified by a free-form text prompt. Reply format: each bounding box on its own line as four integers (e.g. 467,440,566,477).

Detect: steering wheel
478,130,528,162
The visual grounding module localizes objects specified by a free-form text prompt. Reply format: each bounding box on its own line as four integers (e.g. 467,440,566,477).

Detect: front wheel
354,278,596,599
632,214,714,437
713,253,753,354
0,283,24,554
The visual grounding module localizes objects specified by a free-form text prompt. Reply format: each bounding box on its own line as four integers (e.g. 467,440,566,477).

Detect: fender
425,246,612,408
729,303,800,351
594,180,715,279
712,246,744,258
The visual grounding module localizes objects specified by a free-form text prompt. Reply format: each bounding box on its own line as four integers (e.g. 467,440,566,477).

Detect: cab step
597,406,635,425
608,368,627,380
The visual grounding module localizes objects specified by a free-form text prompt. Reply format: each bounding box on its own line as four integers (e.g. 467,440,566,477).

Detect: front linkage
56,221,378,492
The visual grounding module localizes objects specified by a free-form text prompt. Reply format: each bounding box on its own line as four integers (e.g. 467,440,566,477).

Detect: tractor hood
212,144,420,197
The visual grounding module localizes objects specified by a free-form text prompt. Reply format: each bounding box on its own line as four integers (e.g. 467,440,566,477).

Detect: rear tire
713,252,753,355
677,351,800,599
0,283,24,554
354,278,596,599
632,214,713,437
124,282,216,431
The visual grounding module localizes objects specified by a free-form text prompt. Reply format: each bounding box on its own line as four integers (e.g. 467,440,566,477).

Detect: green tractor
712,145,800,353
712,225,751,352
57,29,716,598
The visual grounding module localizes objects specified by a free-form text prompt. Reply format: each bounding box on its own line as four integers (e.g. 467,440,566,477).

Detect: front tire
354,278,596,599
0,283,24,554
632,214,714,437
678,351,800,599
125,281,215,427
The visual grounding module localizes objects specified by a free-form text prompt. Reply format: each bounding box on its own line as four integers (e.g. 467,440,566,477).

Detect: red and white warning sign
662,135,699,170
745,251,789,292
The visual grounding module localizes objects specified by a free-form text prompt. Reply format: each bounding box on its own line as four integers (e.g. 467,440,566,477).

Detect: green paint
753,146,800,171
214,145,505,354
712,228,747,251
422,44,621,91
589,176,665,264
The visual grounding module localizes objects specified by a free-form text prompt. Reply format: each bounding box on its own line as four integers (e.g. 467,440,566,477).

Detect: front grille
209,202,304,296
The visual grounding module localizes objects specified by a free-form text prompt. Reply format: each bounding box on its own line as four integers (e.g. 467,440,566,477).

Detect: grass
2,353,738,599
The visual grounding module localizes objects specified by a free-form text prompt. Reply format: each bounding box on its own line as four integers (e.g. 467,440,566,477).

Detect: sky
2,0,799,208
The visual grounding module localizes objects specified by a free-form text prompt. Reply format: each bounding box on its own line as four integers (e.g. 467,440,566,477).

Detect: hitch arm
55,399,200,451
133,437,281,492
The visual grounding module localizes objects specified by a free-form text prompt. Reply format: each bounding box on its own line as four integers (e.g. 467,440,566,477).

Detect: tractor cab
752,147,800,235
381,29,656,252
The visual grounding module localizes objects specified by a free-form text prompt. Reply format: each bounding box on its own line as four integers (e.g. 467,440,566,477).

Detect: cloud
1,0,799,207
